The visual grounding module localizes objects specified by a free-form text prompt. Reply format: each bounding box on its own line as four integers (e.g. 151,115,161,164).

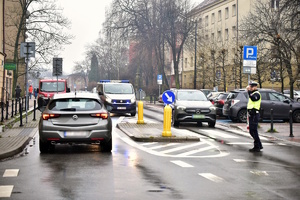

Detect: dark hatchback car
212,92,229,116
222,89,300,123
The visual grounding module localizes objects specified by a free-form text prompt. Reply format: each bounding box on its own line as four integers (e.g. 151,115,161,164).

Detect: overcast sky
57,0,203,75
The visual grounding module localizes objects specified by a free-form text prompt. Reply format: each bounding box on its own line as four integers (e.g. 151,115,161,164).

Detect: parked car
171,89,216,127
38,92,112,153
212,92,229,116
200,89,213,97
223,89,300,123
283,90,300,102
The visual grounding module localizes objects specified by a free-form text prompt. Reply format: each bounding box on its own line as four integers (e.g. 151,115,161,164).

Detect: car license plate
117,107,126,110
192,114,205,119
64,131,88,137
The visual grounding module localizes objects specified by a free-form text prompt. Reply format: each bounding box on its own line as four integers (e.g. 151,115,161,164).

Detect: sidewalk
0,98,40,160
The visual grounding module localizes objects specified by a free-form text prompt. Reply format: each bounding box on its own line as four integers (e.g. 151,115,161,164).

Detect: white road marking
3,169,19,177
233,159,247,163
116,116,125,124
227,142,274,146
198,173,224,183
250,170,269,176
0,185,14,198
177,146,217,156
141,142,158,146
203,130,238,139
229,129,269,141
149,143,179,150
159,142,205,154
171,160,194,168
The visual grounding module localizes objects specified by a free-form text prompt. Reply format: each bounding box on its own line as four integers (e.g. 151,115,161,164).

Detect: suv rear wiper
60,108,76,111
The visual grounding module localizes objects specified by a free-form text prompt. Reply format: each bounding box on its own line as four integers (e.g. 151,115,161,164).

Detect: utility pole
194,21,197,89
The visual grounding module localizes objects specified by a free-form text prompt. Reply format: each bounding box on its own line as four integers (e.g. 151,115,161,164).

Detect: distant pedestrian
246,81,263,152
34,88,38,99
28,85,33,99
15,85,22,99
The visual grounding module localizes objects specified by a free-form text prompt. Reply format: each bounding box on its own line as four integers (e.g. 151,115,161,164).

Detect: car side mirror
37,88,39,93
98,91,103,95
283,99,290,104
66,87,70,93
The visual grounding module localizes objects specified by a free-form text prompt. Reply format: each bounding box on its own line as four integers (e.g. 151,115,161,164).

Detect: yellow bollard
137,101,144,124
162,104,172,137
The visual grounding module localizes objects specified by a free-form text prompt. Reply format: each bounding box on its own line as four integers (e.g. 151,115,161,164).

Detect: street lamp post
194,21,198,89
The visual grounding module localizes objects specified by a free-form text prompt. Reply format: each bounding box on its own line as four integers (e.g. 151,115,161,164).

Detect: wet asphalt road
0,110,300,200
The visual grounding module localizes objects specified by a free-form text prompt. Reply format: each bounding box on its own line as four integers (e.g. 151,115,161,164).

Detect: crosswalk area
0,169,19,198
137,139,229,158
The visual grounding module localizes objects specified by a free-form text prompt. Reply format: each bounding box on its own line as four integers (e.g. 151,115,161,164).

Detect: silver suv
171,89,216,127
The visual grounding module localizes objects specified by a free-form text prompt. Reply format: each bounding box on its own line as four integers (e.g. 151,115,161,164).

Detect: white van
97,80,136,116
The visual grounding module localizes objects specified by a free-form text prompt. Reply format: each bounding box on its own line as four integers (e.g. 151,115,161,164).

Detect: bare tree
5,0,73,94
240,0,300,96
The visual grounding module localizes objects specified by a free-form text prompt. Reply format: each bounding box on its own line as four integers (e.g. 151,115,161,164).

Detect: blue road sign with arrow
162,90,175,104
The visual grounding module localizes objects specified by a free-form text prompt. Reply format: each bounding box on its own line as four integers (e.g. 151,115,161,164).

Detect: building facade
182,0,285,91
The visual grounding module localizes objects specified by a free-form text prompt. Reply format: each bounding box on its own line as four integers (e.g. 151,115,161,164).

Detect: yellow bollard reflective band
137,101,144,124
162,105,172,137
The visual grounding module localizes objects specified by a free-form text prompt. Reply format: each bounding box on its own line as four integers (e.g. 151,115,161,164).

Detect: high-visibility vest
247,91,261,110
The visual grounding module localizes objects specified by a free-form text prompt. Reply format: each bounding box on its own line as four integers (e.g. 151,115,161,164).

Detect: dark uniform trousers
249,112,262,149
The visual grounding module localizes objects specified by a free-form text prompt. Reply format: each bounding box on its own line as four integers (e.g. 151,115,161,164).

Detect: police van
97,80,136,116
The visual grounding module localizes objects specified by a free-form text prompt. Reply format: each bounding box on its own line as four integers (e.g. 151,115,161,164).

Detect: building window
205,15,209,27
217,30,222,42
211,13,215,24
185,58,187,68
218,10,222,21
225,7,229,19
211,33,215,43
225,29,229,40
232,26,236,38
232,4,236,16
190,57,193,68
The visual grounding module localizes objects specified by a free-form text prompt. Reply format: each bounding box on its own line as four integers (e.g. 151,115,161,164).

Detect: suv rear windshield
48,98,102,111
40,82,65,92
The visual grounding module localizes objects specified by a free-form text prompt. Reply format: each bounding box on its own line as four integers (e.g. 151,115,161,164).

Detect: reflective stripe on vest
247,91,261,110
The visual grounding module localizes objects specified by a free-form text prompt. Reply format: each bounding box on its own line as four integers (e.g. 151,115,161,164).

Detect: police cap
249,81,258,86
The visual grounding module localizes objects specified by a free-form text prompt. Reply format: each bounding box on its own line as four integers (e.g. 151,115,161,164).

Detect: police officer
246,81,263,152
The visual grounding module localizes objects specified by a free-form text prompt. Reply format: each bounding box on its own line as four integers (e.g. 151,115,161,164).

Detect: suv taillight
231,99,240,106
42,113,60,120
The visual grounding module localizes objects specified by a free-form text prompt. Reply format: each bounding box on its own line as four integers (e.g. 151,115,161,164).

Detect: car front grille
185,108,211,114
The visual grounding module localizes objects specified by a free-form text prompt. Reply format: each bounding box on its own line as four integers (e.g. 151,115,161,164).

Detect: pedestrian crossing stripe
3,169,19,177
171,160,194,168
0,185,14,198
199,173,224,183
202,130,238,139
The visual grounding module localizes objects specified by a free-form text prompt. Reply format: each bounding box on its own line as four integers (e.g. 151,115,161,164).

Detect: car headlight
106,96,112,103
210,106,216,111
131,96,136,103
177,106,186,111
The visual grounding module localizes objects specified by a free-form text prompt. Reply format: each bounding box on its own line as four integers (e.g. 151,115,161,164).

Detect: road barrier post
33,99,36,121
289,104,294,137
12,99,14,117
137,101,144,124
19,100,23,127
162,105,172,137
15,98,18,115
270,108,274,132
5,100,8,120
